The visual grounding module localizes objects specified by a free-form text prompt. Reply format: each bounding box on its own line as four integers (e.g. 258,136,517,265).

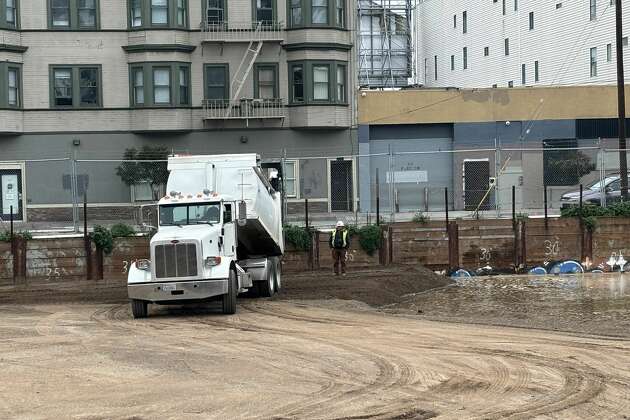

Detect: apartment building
0,0,358,223
418,0,630,88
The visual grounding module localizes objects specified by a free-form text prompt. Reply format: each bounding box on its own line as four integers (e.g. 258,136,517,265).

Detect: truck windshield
159,203,221,226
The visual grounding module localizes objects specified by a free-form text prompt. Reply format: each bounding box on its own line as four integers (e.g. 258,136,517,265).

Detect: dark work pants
332,249,347,274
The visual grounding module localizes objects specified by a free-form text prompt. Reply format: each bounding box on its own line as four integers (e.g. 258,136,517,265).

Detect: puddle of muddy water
394,273,630,337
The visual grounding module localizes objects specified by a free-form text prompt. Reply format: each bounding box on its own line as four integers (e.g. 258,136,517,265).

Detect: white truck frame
127,154,284,318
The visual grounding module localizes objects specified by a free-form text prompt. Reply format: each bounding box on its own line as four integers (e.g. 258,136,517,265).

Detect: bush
357,224,382,256
412,212,429,224
515,212,529,221
110,223,136,238
0,230,32,242
582,216,597,231
284,224,311,251
91,225,114,254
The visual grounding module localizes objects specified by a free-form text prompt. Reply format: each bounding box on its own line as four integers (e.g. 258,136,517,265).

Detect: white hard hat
336,221,345,227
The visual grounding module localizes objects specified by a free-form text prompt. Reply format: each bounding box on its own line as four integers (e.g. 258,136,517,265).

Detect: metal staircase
225,22,263,118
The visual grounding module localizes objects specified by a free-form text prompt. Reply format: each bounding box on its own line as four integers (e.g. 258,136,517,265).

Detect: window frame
528,11,534,30
2,0,19,29
607,43,612,62
336,63,346,103
284,160,298,198
590,0,596,20
504,38,510,56
129,62,191,108
288,60,347,105
286,0,346,29
49,64,102,109
590,46,598,77
0,63,22,109
450,55,455,71
252,0,276,25
203,63,230,103
205,0,226,25
254,63,279,100
462,10,467,34
521,63,526,85
152,66,172,104
48,0,100,30
534,60,539,82
463,47,467,69
127,0,188,30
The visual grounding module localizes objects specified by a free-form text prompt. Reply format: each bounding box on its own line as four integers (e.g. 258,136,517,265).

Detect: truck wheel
131,299,148,319
257,261,276,297
222,268,237,315
273,257,282,291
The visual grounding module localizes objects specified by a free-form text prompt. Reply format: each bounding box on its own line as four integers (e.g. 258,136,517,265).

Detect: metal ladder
225,22,263,118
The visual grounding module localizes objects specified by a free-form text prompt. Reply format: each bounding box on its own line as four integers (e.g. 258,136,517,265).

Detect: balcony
203,99,286,121
200,21,285,43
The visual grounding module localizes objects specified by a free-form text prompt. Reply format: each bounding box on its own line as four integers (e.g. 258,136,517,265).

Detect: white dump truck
127,154,284,318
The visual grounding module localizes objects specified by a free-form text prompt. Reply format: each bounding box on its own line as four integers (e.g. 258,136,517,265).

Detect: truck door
222,203,236,257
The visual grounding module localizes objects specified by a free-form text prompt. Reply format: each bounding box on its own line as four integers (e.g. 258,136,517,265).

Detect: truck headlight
137,259,151,271
204,256,221,268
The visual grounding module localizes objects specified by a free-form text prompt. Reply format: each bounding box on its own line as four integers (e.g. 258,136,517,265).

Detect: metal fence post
375,168,380,226
71,155,79,233
304,198,309,229
9,205,13,240
495,138,501,218
388,146,394,223
544,184,548,229
444,187,449,231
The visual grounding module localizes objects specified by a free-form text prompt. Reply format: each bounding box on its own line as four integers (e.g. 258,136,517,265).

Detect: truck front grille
154,243,198,279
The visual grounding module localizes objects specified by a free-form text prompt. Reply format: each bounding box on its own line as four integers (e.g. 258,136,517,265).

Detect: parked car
560,175,630,207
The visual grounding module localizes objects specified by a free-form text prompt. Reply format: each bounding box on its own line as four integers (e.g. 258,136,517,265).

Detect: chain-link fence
3,142,630,232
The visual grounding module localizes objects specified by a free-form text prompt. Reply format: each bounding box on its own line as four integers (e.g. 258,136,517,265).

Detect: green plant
0,230,32,242
116,146,169,201
91,225,114,254
357,224,382,256
110,223,136,238
582,215,597,231
412,212,429,224
284,224,312,251
515,212,529,221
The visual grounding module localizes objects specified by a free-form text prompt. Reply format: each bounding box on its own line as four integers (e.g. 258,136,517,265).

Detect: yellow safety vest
330,229,348,248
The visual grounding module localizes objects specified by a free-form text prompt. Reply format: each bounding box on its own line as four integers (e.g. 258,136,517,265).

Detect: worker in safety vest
330,221,350,276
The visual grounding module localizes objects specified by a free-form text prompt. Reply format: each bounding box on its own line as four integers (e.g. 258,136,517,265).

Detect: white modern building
418,0,630,88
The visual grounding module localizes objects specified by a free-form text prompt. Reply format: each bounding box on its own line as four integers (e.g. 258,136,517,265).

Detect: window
590,0,596,20
133,68,144,105
254,64,278,99
290,0,301,25
335,0,344,27
453,14,456,28
205,64,228,101
521,63,526,85
289,61,346,105
336,65,345,102
0,64,22,108
291,64,304,102
462,10,467,33
590,47,597,77
313,65,329,100
130,0,188,28
151,0,167,24
528,11,534,30
255,0,274,24
130,63,191,107
206,0,224,24
312,0,327,24
556,2,562,9
624,37,629,47
289,0,345,28
131,0,142,26
284,161,297,197
504,38,509,55
502,0,505,15
535,60,539,82
50,65,101,108
508,80,513,88
5,0,17,28
434,55,438,80
179,66,189,105
463,47,467,69
514,0,517,11
484,46,489,56
49,0,98,29
176,0,186,26
607,43,612,62
450,55,455,70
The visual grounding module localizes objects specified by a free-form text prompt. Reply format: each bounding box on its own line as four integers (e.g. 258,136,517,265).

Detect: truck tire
131,299,148,319
222,268,237,315
257,260,276,297
273,257,282,292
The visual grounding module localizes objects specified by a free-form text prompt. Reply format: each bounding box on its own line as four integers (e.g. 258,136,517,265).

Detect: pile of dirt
277,265,451,307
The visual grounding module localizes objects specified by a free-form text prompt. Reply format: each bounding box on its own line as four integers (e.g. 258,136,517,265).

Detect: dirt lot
1,268,630,419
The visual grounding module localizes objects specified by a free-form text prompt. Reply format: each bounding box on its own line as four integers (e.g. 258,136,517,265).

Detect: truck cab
127,154,283,318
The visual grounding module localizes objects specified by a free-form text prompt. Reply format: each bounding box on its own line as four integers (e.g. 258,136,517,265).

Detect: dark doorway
330,159,353,212
464,160,493,211
1,169,22,221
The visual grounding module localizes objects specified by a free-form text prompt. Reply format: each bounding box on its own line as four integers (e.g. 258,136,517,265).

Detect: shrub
284,224,311,251
515,212,528,221
0,230,32,242
357,224,382,256
110,223,136,238
582,216,597,231
91,225,114,254
412,212,429,224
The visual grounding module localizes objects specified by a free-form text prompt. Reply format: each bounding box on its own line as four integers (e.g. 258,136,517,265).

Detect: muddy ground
2,267,630,419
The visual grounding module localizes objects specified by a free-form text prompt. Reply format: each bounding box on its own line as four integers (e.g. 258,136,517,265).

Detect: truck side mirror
238,201,247,226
